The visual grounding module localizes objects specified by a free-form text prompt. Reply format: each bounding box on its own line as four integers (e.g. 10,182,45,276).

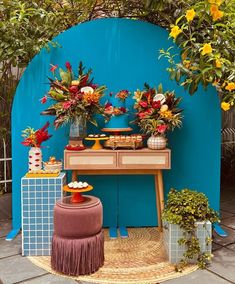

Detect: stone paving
0,185,235,284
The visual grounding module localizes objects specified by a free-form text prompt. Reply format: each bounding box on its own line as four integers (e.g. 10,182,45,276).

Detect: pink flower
139,101,148,108
63,101,72,109
40,96,47,104
138,112,148,119
157,124,168,134
65,62,72,71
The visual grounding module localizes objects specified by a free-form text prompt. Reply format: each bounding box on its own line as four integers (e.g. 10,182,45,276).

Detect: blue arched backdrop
9,18,221,239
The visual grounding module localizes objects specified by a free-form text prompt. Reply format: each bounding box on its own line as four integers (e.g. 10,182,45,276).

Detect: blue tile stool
51,195,104,276
21,173,66,256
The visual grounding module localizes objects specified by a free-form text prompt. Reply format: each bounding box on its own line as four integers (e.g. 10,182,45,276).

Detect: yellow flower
201,43,213,55
169,25,182,40
225,82,235,92
215,59,222,68
208,0,223,5
221,102,230,111
159,110,173,119
190,65,199,71
185,9,196,22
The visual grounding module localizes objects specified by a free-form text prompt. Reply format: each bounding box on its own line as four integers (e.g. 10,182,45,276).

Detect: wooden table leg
72,170,78,181
155,169,165,229
154,173,161,229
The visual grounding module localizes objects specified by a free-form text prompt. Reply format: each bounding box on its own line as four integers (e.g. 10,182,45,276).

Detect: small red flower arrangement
21,122,52,147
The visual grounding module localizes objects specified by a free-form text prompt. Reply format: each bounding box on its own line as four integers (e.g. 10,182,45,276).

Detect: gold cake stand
85,137,109,150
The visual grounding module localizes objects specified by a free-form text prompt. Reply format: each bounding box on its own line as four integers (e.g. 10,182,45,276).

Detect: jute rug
28,228,198,284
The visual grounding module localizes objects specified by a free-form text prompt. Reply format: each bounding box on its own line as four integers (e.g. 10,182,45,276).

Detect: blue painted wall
11,18,221,230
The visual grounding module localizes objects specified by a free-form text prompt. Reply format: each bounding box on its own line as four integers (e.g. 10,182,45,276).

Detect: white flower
153,93,166,104
81,86,94,94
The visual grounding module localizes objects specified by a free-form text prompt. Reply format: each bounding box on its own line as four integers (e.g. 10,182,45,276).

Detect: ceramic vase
147,135,167,150
28,147,42,171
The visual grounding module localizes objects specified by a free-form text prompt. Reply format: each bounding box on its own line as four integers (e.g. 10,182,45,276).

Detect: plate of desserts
26,169,60,178
104,134,143,149
63,181,93,193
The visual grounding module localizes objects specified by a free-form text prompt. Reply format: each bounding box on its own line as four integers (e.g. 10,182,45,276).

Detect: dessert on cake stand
63,182,93,203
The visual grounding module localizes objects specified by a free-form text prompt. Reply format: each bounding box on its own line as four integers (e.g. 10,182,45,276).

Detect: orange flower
183,60,191,69
83,92,101,104
225,82,235,92
210,4,224,21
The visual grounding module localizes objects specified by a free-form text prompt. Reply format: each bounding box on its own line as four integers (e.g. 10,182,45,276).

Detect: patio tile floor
1,184,235,284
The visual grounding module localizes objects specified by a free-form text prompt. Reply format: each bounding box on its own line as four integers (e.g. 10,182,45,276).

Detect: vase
28,147,42,171
147,135,167,150
69,115,87,146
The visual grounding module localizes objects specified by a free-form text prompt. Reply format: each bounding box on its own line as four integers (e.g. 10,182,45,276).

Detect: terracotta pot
147,135,167,150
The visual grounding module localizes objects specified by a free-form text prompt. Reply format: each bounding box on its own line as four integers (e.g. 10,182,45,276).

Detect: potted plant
162,188,219,271
133,83,183,149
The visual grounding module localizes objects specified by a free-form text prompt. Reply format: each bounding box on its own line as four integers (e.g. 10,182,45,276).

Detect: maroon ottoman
51,195,104,276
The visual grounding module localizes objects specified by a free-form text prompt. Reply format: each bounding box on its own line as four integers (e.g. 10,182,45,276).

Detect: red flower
63,101,72,109
119,107,127,113
152,100,161,109
80,75,89,87
69,85,78,94
65,61,72,72
139,101,148,108
157,124,168,134
50,64,58,73
138,112,148,119
105,102,112,109
40,96,47,104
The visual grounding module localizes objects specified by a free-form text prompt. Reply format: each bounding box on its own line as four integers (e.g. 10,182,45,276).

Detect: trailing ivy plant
162,188,219,271
159,0,235,111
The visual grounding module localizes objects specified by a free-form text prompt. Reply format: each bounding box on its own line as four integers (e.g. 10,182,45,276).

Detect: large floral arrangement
133,84,183,136
21,122,52,147
159,0,235,111
41,62,106,128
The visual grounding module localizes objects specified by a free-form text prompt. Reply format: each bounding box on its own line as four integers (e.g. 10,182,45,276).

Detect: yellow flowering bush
160,0,235,111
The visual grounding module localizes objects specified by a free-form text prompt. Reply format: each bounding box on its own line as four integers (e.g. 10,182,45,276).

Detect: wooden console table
64,148,171,227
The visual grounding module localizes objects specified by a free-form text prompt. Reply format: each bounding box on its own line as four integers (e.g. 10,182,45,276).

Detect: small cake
43,156,62,172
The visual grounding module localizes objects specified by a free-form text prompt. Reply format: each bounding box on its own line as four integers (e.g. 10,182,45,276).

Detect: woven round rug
28,228,198,284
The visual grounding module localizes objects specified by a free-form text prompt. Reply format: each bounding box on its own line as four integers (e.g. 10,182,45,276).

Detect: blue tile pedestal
21,173,66,256
163,221,212,263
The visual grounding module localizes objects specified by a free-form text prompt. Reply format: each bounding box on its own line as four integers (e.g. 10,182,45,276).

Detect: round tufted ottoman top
57,195,101,209
54,195,103,238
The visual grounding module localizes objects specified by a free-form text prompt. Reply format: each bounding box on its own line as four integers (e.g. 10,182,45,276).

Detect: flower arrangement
104,102,127,116
115,89,131,102
104,90,130,121
21,122,52,147
41,61,106,128
133,84,183,136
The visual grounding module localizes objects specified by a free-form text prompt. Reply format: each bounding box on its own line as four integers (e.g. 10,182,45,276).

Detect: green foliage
162,188,219,270
159,0,235,110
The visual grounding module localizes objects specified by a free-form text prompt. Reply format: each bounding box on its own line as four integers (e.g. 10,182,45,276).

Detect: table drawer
64,152,117,169
118,151,170,169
